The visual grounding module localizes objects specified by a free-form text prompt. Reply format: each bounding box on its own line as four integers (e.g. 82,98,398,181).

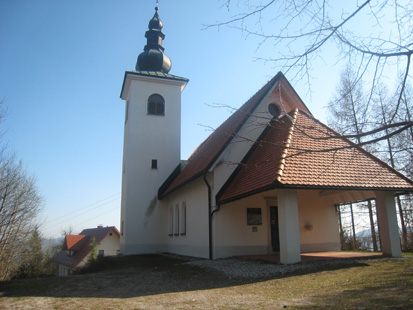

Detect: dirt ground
0,254,412,309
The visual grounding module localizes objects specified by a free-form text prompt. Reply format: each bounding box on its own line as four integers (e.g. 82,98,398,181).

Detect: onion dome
136,6,172,73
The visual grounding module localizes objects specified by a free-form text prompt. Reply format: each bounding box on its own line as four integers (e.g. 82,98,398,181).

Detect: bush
75,255,114,274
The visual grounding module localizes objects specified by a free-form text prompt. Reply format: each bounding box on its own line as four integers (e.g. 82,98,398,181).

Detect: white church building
119,7,413,264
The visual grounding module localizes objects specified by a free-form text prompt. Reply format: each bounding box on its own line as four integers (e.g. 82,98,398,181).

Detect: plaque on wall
247,208,262,225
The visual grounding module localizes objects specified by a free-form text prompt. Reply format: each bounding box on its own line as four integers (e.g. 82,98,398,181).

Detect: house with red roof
53,226,120,276
119,7,413,264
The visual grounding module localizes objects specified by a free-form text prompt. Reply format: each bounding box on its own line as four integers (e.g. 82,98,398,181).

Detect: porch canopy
217,109,413,264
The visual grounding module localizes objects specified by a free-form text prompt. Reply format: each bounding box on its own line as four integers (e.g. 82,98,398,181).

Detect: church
119,6,413,264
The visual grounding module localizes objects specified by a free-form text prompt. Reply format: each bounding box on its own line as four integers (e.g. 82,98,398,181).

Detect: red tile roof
62,235,88,251
159,72,309,198
52,226,120,269
217,109,413,204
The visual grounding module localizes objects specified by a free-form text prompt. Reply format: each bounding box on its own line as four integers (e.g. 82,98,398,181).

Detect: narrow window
98,250,104,257
168,206,173,236
180,202,186,235
147,94,165,115
121,220,124,235
174,205,179,235
151,159,158,169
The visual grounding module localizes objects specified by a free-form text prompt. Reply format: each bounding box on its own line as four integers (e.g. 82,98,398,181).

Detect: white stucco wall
297,190,341,252
120,74,186,255
96,231,120,256
211,189,340,259
163,176,210,259
58,264,70,276
213,194,270,258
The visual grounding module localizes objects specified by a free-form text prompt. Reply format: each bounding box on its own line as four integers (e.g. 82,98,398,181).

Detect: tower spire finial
136,5,172,73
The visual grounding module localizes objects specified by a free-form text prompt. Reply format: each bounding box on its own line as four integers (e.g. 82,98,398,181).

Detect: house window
98,250,104,257
147,94,165,115
268,103,280,118
174,204,179,235
151,159,158,169
180,202,186,235
168,206,173,236
121,220,124,235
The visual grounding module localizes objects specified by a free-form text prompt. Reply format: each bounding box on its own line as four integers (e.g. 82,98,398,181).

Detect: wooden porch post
375,191,401,257
278,189,301,264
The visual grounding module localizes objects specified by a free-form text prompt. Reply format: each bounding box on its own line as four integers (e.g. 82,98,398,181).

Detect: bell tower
119,5,188,255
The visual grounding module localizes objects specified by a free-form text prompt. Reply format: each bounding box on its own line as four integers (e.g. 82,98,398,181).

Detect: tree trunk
368,199,378,251
337,204,345,248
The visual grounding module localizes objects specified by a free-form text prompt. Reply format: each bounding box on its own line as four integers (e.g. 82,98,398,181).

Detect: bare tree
0,101,42,281
328,66,369,144
371,82,413,249
328,67,381,251
209,0,413,141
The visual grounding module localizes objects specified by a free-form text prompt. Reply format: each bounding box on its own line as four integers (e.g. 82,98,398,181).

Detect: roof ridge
275,109,299,182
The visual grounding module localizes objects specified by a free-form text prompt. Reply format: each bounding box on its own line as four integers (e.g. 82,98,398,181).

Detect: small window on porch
247,208,262,225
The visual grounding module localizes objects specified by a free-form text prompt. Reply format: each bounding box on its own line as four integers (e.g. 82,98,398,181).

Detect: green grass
0,253,412,309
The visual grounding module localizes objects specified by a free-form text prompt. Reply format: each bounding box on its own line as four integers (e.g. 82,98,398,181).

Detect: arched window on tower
147,94,165,115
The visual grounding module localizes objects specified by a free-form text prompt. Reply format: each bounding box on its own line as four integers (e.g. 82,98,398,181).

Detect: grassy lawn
0,253,412,309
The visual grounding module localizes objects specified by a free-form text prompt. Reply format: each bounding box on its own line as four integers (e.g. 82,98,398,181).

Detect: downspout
204,173,222,259
203,173,213,259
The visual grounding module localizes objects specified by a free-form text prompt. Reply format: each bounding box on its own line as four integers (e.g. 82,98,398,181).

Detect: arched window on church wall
180,202,186,235
174,204,179,235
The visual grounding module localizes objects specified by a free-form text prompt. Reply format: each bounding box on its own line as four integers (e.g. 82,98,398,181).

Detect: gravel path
183,256,388,279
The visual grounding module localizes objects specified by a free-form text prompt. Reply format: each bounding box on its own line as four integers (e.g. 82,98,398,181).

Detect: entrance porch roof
217,109,413,205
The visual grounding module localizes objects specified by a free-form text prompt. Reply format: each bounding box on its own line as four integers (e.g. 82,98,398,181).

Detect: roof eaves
278,184,413,192
95,227,120,244
120,70,189,99
218,182,282,205
158,162,189,199
301,111,413,188
73,237,92,269
159,170,205,199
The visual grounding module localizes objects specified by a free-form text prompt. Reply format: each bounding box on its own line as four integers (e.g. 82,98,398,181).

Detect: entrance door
270,206,280,252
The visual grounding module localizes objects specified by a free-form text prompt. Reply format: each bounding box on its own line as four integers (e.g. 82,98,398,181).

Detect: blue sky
0,1,343,238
